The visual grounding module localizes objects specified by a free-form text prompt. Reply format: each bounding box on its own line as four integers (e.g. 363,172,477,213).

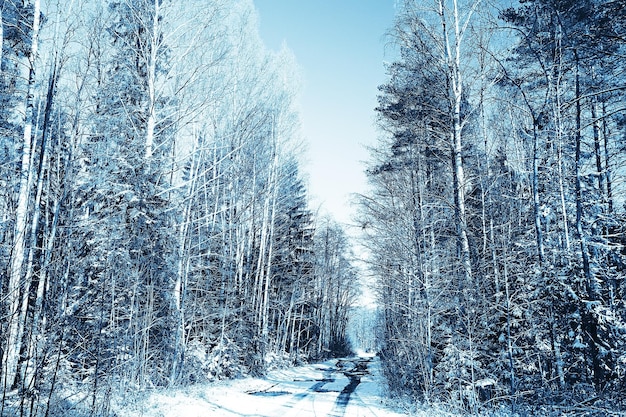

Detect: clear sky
253,0,397,229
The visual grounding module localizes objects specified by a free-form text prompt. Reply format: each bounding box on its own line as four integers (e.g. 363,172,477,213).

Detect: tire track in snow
328,357,371,417
272,367,336,414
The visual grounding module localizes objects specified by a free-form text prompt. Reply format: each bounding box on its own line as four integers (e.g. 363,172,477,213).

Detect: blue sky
253,0,397,227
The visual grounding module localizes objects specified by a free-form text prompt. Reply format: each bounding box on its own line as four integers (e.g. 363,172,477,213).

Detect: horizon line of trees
361,0,626,414
0,1,357,416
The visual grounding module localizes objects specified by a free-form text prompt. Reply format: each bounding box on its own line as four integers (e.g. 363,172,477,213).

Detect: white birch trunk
502,253,516,396
531,124,545,261
3,0,41,391
20,145,48,391
260,150,279,342
554,77,571,251
254,161,271,335
144,0,160,159
601,101,613,213
439,0,473,282
0,6,3,70
21,49,61,389
171,133,201,382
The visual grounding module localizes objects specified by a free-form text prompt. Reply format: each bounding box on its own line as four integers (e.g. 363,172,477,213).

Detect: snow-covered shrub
179,339,248,383
206,340,246,380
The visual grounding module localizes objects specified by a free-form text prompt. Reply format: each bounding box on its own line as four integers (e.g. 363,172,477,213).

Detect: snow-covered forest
1,0,626,416
360,0,626,414
0,1,359,415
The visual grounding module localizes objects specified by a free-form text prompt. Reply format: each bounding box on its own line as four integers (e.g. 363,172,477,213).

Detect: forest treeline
360,0,626,414
0,1,358,416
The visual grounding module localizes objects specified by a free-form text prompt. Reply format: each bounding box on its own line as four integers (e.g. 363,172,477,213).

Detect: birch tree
3,0,41,393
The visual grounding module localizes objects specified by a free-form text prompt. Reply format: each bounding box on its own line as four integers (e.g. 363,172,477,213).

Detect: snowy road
245,357,380,417
119,355,410,417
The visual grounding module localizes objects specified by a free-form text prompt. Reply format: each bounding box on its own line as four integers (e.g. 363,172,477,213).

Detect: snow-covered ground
113,354,426,417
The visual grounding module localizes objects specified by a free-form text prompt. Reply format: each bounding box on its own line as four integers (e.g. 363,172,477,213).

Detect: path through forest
116,355,416,417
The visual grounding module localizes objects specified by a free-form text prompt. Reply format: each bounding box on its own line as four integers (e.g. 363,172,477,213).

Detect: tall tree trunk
601,101,613,213
591,96,604,195
0,5,3,70
553,71,571,253
573,53,595,298
260,159,278,347
22,60,58,392
3,0,41,392
439,0,472,283
549,306,566,387
144,0,160,159
531,123,545,262
574,51,602,389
